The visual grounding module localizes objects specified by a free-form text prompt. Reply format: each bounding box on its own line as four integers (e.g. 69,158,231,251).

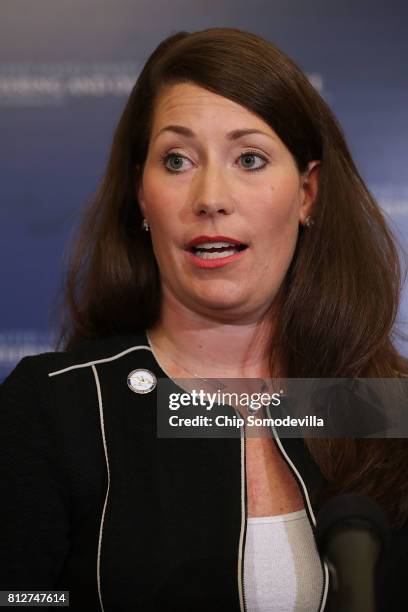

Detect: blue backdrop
1,0,407,380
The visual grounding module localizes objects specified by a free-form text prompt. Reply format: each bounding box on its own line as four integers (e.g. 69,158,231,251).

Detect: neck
147,299,278,379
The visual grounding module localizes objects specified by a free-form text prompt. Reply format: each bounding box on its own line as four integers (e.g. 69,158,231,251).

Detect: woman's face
138,82,319,321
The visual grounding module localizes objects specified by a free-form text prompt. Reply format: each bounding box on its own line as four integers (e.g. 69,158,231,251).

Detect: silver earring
142,218,149,232
304,215,314,228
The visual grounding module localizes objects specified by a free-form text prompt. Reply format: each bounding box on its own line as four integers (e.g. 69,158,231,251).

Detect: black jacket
0,331,407,611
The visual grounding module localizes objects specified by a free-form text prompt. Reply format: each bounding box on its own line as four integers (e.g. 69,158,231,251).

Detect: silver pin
127,369,157,394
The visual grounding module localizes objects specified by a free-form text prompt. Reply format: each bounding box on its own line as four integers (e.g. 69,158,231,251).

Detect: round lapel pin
127,369,157,394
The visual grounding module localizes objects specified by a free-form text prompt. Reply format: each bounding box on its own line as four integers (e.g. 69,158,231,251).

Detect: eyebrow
153,125,276,142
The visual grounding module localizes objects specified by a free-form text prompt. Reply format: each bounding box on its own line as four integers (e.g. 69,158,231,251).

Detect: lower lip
185,248,247,269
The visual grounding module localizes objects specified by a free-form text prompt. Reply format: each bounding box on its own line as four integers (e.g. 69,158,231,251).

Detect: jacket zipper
265,403,330,611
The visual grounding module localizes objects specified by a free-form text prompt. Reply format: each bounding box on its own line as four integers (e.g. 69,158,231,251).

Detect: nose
191,163,235,216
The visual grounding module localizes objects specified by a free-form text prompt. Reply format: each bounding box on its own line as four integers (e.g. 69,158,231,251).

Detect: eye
161,152,193,173
159,150,269,173
238,151,268,172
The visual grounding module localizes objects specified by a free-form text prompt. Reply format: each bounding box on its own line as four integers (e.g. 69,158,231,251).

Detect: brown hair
57,28,408,527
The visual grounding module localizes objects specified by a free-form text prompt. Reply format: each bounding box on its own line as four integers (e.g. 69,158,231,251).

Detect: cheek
142,185,180,262
259,180,300,235
141,173,177,224
253,184,300,273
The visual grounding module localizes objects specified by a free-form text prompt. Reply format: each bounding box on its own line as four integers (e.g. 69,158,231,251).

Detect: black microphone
315,493,389,612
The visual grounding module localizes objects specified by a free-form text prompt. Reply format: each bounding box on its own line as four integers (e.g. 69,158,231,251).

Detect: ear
135,164,147,218
299,160,320,224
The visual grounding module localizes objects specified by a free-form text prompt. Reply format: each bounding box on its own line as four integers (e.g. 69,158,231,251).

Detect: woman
1,27,408,611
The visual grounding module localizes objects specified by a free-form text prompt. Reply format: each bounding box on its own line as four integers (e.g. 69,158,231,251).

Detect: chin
190,292,251,314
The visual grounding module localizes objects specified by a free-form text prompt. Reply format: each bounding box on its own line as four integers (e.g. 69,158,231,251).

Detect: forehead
151,82,269,132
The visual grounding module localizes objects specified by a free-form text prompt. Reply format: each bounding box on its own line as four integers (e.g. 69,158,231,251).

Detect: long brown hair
57,28,408,528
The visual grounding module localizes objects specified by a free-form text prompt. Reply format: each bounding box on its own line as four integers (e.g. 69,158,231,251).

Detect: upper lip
186,235,247,249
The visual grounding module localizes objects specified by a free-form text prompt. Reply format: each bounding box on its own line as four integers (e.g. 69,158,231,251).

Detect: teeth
195,241,236,249
194,249,236,259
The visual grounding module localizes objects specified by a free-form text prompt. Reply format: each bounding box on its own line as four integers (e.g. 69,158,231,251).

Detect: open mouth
189,241,248,260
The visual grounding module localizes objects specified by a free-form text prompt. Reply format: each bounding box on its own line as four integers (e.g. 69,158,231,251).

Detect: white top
244,509,323,611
